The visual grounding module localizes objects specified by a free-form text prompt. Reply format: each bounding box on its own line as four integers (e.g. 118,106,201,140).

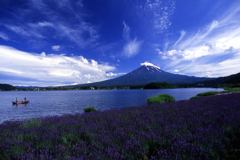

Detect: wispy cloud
145,0,176,33
122,22,131,41
122,22,142,58
6,25,44,38
1,0,99,48
38,22,54,27
123,38,142,58
0,32,9,41
52,45,60,51
0,45,117,86
172,31,186,48
156,3,240,77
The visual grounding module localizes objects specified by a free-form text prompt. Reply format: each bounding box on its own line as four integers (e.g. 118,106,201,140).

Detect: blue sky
0,0,240,86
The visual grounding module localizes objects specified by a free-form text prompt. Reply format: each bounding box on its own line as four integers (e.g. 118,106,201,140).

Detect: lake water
0,88,224,124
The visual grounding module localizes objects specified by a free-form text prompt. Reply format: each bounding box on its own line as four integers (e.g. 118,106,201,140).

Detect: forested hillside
0,83,16,91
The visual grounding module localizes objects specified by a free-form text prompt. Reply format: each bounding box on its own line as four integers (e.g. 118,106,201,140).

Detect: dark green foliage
191,77,231,87
219,90,232,93
223,72,240,84
190,91,220,99
0,83,16,91
232,84,240,88
196,91,220,97
83,107,97,112
200,72,240,88
190,90,238,99
147,94,175,104
81,86,90,90
224,87,240,93
185,72,239,88
143,82,175,89
129,85,144,89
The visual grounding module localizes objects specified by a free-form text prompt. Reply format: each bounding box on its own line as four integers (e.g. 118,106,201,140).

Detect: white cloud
206,72,211,77
122,22,142,58
79,56,89,64
123,38,142,58
0,45,117,86
40,52,46,56
52,45,60,51
84,74,94,79
174,69,179,72
0,68,23,74
106,72,118,77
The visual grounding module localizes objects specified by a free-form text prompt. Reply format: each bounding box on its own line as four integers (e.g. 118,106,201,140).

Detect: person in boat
16,97,18,103
24,97,27,102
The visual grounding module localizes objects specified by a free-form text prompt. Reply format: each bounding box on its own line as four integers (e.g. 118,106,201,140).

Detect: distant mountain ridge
72,64,215,87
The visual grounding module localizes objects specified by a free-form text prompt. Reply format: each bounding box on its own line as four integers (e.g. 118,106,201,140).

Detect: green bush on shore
147,94,175,104
83,107,97,112
189,91,232,99
219,90,232,93
190,91,220,99
196,91,219,97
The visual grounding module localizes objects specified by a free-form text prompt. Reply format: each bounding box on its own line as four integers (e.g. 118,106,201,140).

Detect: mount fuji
72,63,215,87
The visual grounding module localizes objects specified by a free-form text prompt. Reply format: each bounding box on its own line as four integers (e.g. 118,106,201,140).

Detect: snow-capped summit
140,62,160,69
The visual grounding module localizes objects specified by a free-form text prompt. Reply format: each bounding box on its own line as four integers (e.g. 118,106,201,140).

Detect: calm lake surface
0,88,224,124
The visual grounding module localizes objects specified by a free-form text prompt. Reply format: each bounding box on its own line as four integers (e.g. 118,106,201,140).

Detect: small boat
12,101,29,105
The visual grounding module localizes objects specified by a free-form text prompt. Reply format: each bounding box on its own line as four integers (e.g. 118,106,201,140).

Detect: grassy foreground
1,93,240,159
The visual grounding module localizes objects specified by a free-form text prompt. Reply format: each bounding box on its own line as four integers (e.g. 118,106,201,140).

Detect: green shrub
196,91,219,97
220,91,231,94
147,94,175,105
190,91,220,99
83,107,97,112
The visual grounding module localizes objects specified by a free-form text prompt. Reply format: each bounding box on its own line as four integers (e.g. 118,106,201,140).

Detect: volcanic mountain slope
73,63,215,87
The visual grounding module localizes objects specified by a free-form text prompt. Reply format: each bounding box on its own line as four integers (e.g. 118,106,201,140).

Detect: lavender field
0,93,240,159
